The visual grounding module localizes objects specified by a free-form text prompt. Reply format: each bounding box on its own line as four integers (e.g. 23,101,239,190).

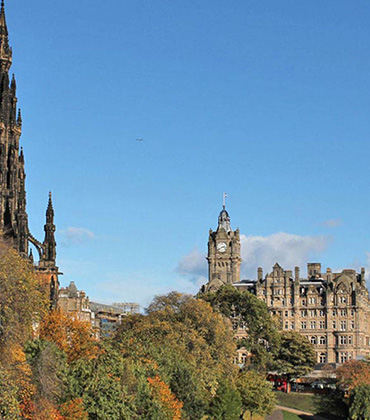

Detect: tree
349,385,370,420
115,292,239,419
208,380,242,420
272,331,316,385
147,375,183,420
68,341,135,420
59,398,89,420
0,242,47,353
336,360,370,394
39,309,97,362
236,370,276,420
25,339,68,404
0,364,21,420
201,286,280,370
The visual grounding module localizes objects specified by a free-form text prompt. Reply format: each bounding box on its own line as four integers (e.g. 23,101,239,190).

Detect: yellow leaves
0,242,48,352
39,309,98,362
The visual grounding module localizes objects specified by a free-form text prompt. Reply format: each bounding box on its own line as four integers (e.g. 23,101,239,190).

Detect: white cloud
175,248,207,286
58,227,94,246
240,232,327,278
321,219,342,228
176,232,328,285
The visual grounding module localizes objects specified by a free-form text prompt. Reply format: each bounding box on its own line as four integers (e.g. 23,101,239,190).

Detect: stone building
206,205,242,292
203,203,370,364
58,281,93,324
58,281,140,339
90,301,139,339
0,1,59,305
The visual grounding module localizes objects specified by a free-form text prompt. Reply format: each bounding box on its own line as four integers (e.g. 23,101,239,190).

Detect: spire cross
222,192,227,209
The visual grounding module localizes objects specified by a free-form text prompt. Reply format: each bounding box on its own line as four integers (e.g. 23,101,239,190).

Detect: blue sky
7,0,370,307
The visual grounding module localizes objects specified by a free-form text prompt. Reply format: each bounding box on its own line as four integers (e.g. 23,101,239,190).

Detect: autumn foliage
148,375,183,420
39,309,97,362
336,360,370,394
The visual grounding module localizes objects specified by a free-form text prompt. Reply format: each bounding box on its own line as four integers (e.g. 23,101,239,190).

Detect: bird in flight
136,138,143,142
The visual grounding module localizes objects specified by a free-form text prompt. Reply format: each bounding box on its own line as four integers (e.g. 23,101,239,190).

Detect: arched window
311,336,317,345
319,336,326,345
319,353,327,363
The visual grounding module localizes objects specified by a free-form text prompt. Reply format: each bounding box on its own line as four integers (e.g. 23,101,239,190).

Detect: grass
274,392,347,420
282,411,303,420
274,392,315,413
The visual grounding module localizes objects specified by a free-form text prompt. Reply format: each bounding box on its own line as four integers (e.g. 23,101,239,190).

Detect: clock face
217,242,227,253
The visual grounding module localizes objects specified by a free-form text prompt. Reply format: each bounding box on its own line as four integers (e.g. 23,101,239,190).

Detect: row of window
300,320,355,330
276,309,356,318
316,352,354,364
337,335,353,346
310,336,327,345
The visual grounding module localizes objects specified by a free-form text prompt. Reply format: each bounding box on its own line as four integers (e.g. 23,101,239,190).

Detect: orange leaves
59,398,88,420
148,375,183,420
336,360,370,394
39,309,97,362
20,398,88,420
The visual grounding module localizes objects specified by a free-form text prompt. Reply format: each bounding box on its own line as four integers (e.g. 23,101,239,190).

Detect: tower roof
218,207,231,232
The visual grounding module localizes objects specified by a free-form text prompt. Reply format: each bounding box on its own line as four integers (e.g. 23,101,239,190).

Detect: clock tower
205,198,242,292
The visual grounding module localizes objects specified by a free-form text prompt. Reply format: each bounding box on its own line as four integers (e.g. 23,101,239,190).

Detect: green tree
349,385,370,420
115,292,238,419
0,365,21,420
236,370,276,420
68,341,134,420
272,331,316,385
208,380,242,420
202,285,280,370
25,339,68,404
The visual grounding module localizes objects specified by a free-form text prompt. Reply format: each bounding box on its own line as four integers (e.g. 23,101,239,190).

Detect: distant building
203,203,370,365
58,281,93,324
58,281,140,339
90,301,139,338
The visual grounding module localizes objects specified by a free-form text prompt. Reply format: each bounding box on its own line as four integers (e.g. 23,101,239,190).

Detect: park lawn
282,411,302,420
274,392,315,413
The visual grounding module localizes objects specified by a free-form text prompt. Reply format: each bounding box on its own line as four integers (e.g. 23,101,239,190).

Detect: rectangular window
341,321,347,331
340,309,347,316
285,311,289,317
319,310,325,316
319,321,326,329
301,321,307,330
348,336,353,345
291,322,295,330
351,321,355,330
285,322,289,330
310,321,316,329
340,353,348,363
333,321,337,329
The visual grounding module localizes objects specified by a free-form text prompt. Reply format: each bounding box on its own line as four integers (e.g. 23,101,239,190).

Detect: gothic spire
43,192,56,263
46,191,54,224
0,0,11,72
